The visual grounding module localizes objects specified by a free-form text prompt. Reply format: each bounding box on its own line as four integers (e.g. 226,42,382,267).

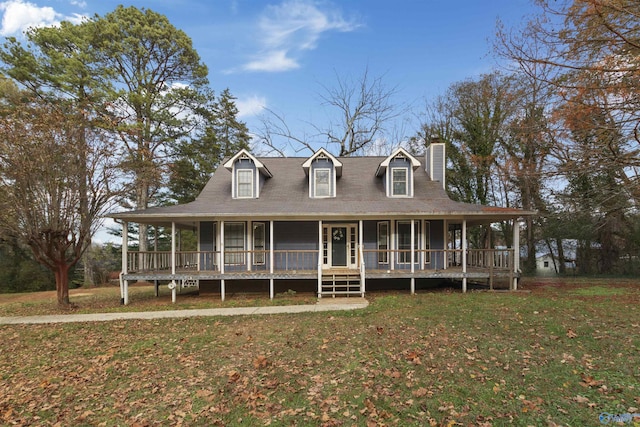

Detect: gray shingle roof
110,156,533,223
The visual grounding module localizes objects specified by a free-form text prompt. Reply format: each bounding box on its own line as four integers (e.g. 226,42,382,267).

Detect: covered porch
116,217,523,304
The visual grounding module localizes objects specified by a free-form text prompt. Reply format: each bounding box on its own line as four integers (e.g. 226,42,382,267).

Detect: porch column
220,221,225,301
390,219,395,271
269,220,274,299
121,221,129,305
247,221,252,272
512,219,520,291
462,220,467,293
359,219,365,297
410,219,415,294
317,220,323,298
171,221,177,303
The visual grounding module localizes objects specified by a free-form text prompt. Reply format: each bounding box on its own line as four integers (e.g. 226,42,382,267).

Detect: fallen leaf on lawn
573,395,590,404
412,387,429,397
253,355,268,369
579,374,602,388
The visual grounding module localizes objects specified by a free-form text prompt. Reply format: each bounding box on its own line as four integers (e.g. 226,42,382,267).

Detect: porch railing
126,249,319,274
126,248,513,274
361,248,514,272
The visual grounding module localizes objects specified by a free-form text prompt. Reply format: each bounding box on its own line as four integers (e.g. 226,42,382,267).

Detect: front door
331,227,348,267
323,224,357,269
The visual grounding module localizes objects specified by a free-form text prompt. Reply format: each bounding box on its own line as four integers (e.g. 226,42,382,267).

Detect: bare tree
0,94,120,306
257,67,401,156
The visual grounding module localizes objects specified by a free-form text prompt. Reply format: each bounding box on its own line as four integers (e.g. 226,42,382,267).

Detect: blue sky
0,0,537,149
0,0,538,243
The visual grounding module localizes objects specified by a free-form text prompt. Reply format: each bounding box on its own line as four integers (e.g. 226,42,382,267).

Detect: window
544,261,549,268
322,226,328,265
253,223,265,265
350,225,357,265
236,169,253,198
314,168,331,197
392,168,408,196
397,221,420,264
224,222,245,265
377,222,389,264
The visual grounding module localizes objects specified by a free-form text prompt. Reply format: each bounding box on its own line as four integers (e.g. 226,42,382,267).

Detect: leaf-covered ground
1,279,639,426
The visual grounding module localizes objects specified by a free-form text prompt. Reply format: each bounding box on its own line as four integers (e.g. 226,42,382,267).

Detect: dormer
375,147,421,198
223,149,272,199
302,148,342,198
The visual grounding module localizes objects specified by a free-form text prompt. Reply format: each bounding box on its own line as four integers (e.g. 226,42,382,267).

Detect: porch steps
321,270,362,297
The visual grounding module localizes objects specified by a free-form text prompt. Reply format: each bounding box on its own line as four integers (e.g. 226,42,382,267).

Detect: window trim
236,169,254,199
224,222,245,265
424,220,431,264
313,167,332,198
377,221,389,264
253,222,266,265
396,220,420,264
391,167,409,197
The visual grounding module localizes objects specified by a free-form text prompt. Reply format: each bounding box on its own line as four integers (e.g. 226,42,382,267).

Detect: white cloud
0,0,57,35
236,94,267,118
69,0,87,7
0,0,87,36
241,0,360,73
243,50,300,72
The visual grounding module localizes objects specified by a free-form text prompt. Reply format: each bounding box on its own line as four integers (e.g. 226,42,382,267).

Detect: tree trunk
54,263,71,306
137,181,149,254
523,216,537,274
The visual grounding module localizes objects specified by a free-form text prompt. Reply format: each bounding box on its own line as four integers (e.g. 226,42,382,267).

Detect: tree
496,0,640,274
259,67,400,156
415,73,519,249
169,88,250,204
92,5,210,252
0,94,119,306
1,21,110,286
496,0,640,204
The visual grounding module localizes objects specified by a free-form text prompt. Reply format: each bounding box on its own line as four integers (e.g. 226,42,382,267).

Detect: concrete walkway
0,298,369,325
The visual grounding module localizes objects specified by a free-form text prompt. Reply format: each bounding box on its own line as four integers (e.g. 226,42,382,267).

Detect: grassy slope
0,279,639,426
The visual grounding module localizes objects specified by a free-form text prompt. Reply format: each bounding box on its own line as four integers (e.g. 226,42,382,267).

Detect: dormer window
236,169,254,198
376,147,421,198
391,168,408,196
314,168,331,198
303,148,342,199
223,149,273,199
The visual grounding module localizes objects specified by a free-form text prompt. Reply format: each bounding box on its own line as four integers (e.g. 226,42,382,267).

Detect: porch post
121,221,129,305
462,220,467,293
512,219,520,291
220,221,225,301
247,221,252,272
410,219,415,294
359,219,365,297
171,221,177,303
390,219,395,271
317,220,323,298
269,220,274,299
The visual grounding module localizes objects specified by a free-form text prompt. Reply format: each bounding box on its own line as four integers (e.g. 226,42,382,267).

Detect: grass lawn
0,278,639,426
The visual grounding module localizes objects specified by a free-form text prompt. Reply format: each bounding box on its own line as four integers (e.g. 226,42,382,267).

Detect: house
535,240,578,275
110,144,534,304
